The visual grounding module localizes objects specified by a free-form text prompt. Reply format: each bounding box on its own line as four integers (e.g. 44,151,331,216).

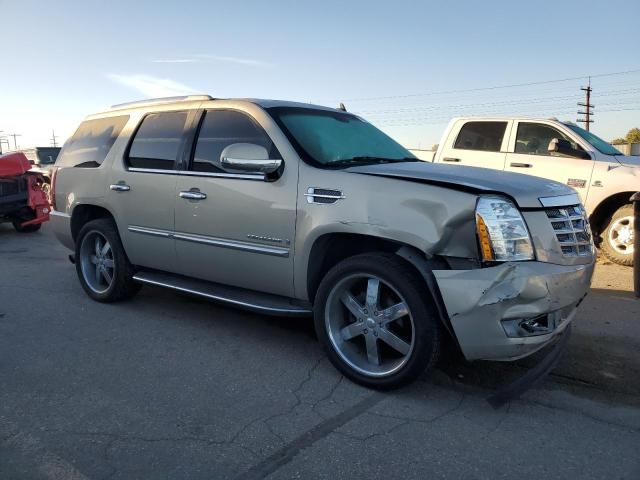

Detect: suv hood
347,162,575,209
615,155,640,168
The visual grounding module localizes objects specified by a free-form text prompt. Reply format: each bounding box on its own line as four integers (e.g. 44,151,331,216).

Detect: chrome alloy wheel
325,274,415,377
608,215,634,255
79,231,115,294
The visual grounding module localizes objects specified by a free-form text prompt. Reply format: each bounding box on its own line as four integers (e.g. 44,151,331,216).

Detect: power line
7,133,21,150
322,67,640,103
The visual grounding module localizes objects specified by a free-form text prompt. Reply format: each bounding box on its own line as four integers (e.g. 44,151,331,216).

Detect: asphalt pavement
1,223,639,479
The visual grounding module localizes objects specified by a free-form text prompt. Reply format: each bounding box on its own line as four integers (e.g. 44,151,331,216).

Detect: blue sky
1,0,639,150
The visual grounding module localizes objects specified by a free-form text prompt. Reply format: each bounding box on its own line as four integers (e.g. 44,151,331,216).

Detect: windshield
35,147,61,164
267,107,416,167
564,124,622,156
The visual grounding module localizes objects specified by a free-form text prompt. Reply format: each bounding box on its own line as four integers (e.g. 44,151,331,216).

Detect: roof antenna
338,102,347,112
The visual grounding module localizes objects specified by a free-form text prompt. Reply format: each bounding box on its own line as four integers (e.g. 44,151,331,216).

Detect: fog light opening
502,314,555,338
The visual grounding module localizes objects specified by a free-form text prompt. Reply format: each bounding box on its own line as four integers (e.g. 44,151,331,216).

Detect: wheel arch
305,232,456,332
589,191,635,241
70,204,116,242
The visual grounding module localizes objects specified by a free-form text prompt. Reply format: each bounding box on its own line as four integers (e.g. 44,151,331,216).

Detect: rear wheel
314,253,442,389
75,218,141,302
601,204,634,266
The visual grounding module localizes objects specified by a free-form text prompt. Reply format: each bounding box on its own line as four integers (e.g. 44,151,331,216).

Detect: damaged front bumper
432,260,594,361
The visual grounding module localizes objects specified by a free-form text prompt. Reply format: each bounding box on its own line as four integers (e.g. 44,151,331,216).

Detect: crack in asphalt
234,392,385,480
335,391,468,443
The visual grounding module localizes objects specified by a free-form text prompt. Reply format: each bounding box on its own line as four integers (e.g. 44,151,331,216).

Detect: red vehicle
0,152,50,232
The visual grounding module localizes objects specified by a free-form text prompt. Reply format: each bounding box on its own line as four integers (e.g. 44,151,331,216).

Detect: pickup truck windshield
564,124,622,156
268,107,416,167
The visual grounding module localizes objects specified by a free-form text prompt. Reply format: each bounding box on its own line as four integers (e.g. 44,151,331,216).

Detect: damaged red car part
0,152,50,232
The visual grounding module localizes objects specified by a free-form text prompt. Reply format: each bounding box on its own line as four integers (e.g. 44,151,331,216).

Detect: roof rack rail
110,95,214,110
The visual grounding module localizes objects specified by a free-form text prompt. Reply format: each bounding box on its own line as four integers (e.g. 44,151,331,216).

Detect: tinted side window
128,111,188,169
454,121,507,152
57,116,129,168
515,123,573,156
192,110,279,173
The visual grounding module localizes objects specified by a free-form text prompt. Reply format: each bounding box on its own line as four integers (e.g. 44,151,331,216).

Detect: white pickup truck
426,117,638,265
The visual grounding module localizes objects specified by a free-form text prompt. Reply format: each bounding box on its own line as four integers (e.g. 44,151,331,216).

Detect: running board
132,270,312,317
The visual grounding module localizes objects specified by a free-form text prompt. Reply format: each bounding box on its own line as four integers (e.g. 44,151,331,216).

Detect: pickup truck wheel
314,253,441,389
12,218,42,233
75,218,140,302
601,204,634,266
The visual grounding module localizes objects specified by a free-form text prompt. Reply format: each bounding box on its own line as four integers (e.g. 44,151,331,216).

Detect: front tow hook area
487,324,572,409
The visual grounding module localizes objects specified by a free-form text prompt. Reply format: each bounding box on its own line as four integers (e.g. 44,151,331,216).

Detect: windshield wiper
326,156,420,168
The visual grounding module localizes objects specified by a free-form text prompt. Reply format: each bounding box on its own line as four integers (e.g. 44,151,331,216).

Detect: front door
504,121,595,202
173,109,298,297
108,110,192,273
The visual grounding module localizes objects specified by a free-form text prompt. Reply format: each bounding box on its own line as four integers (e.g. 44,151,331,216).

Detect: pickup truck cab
50,97,594,389
433,117,638,265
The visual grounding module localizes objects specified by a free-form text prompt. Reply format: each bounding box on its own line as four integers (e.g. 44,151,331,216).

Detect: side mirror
220,143,282,174
548,138,590,159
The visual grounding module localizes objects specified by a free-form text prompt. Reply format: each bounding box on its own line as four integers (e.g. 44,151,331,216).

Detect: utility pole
50,129,59,147
577,77,594,131
7,133,22,151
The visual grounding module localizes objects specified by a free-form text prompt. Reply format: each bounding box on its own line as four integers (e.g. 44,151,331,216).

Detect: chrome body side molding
128,225,289,257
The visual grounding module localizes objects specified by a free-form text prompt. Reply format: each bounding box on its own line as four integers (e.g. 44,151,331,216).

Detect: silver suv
50,95,595,388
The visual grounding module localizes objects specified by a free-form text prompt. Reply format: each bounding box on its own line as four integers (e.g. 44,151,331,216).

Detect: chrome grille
545,205,593,257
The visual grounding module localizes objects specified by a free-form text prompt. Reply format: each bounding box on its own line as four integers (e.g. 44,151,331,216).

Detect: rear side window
57,116,129,168
191,110,279,173
127,111,188,170
454,121,507,152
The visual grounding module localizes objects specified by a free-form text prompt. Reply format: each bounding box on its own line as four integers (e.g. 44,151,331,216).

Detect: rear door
107,110,194,272
437,120,510,170
504,121,595,202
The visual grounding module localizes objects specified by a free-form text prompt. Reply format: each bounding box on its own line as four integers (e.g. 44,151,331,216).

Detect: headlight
475,196,534,262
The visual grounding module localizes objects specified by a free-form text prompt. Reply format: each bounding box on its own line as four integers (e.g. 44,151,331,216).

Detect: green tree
625,128,640,143
611,137,626,145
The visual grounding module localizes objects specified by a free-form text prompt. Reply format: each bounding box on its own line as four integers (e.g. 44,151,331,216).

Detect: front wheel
601,204,634,266
75,218,141,302
314,253,442,389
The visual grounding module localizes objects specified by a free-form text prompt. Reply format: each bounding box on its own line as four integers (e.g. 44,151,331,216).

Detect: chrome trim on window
539,193,581,208
128,167,178,175
127,167,265,181
178,170,265,180
128,225,289,257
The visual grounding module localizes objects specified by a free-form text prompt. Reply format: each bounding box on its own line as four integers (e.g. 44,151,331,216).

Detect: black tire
75,218,141,302
601,204,634,267
12,219,42,233
314,252,442,390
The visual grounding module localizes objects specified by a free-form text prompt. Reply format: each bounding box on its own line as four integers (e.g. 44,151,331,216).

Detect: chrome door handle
179,190,207,200
110,183,130,192
443,157,461,162
510,162,533,168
